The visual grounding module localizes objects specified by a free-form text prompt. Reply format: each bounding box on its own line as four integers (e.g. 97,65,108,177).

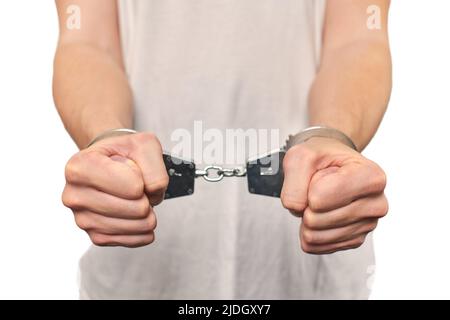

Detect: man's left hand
281,137,388,254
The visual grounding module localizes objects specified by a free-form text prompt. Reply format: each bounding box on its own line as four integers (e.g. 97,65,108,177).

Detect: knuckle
65,151,98,183
308,190,325,212
135,198,151,218
61,187,81,209
125,177,145,199
147,213,157,231
131,184,145,200
65,154,82,182
368,162,387,192
146,176,169,195
138,233,155,246
125,233,155,248
368,219,379,231
146,233,156,245
302,228,317,245
140,214,157,233
90,233,109,246
281,195,307,213
74,214,91,230
368,196,389,218
300,239,316,254
302,210,317,229
354,235,366,248
378,197,389,217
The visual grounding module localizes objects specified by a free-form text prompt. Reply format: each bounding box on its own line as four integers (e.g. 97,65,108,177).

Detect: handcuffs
162,148,285,199
87,126,357,200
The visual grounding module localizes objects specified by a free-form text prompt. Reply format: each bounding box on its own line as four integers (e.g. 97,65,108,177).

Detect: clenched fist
62,132,169,248
281,137,388,254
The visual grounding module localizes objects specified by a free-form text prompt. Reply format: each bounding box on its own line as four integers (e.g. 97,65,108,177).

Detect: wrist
302,136,357,153
286,126,358,151
86,127,137,149
79,104,133,146
83,115,131,144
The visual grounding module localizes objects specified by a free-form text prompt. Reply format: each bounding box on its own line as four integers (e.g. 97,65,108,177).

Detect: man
54,0,391,299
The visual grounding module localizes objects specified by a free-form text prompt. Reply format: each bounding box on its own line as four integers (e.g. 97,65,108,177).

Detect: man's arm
309,0,392,151
54,0,168,248
53,0,132,148
281,0,391,254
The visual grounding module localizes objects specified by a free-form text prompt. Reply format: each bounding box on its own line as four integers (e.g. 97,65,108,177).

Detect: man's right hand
62,132,169,248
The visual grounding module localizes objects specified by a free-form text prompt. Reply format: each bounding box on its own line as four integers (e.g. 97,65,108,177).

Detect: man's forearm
308,40,392,151
53,43,133,149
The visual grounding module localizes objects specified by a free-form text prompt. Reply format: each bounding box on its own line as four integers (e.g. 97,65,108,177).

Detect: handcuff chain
195,165,247,182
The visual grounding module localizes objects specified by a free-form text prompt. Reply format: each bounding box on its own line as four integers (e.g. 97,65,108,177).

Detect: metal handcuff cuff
87,126,357,199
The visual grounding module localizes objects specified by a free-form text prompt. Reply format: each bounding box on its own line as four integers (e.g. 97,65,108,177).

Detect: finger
88,232,155,248
308,160,386,212
301,233,367,255
65,150,144,200
74,210,157,235
63,184,151,219
301,218,377,246
128,133,169,205
281,145,317,216
303,193,388,230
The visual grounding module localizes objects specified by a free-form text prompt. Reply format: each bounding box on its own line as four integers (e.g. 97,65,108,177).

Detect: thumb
110,155,148,188
127,133,169,205
110,154,140,170
280,145,317,217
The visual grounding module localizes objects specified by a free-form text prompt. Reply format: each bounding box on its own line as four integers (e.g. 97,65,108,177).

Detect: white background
0,0,449,299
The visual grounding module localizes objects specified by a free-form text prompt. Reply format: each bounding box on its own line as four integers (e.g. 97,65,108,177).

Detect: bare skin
281,0,391,254
54,0,167,247
54,0,391,253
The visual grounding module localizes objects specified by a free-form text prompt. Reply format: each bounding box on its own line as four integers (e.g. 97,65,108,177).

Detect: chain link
195,165,247,182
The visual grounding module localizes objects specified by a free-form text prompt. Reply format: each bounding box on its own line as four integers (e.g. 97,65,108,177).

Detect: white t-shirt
79,0,375,299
